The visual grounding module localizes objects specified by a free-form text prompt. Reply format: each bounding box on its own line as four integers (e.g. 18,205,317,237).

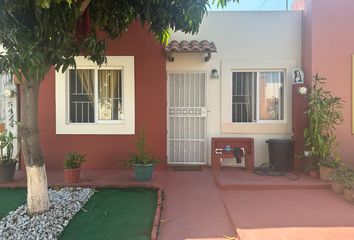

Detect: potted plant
329,165,347,194
64,152,86,184
304,158,319,178
128,128,158,182
0,131,17,183
342,169,354,202
318,158,340,181
304,74,344,181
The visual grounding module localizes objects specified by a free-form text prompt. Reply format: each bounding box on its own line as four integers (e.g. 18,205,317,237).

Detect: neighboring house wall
168,11,302,166
38,22,166,170
303,0,354,167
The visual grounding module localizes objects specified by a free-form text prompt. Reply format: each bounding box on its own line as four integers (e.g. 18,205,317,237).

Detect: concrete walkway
158,170,235,240
158,169,354,240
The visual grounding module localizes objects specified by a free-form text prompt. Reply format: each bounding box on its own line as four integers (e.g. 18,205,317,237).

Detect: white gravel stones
0,187,94,240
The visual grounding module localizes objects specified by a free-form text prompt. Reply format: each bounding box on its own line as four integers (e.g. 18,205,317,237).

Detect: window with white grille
55,56,135,135
232,71,284,123
68,69,123,124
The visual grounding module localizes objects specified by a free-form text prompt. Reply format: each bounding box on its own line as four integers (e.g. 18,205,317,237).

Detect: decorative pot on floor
133,163,155,182
0,131,17,183
329,166,347,194
343,189,354,202
64,168,81,184
331,181,344,194
309,170,319,178
64,152,86,184
319,166,334,181
128,128,158,182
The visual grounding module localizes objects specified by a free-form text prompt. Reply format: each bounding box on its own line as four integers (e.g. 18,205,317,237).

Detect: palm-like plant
304,74,344,167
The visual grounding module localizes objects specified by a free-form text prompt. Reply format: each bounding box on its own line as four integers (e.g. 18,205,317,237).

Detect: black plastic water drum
266,139,294,171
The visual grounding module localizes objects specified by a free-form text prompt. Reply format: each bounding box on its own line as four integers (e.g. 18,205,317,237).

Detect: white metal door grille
168,72,207,164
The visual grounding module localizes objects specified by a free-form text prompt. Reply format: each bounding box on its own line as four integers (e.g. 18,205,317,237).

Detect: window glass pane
98,70,123,120
232,72,257,122
259,72,284,120
69,69,95,123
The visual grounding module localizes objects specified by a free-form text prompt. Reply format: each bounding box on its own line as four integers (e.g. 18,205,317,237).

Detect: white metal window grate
168,72,207,165
69,69,123,123
69,69,95,123
232,70,285,123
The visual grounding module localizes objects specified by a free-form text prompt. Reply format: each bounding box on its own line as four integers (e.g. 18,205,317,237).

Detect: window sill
56,122,135,135
221,122,291,134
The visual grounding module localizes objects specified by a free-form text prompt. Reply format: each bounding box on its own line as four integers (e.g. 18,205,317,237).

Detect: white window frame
56,56,135,135
231,70,286,124
221,59,295,134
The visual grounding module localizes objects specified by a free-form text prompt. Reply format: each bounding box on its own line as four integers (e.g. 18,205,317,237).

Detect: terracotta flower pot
331,181,344,194
64,168,80,184
319,166,333,181
343,189,354,202
309,170,319,178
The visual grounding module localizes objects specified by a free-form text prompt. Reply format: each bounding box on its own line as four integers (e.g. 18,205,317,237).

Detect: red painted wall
292,0,312,170
38,22,167,170
302,0,354,167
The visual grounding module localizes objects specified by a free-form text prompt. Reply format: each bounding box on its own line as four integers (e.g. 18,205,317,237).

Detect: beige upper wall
167,11,302,166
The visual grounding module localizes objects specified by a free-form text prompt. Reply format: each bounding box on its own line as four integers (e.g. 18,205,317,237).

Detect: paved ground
222,189,354,240
1,168,354,240
159,169,354,240
158,170,235,240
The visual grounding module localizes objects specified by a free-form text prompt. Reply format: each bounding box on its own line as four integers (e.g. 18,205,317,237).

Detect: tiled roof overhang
165,40,217,62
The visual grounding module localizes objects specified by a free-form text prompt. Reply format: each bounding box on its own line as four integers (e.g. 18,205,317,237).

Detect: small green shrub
64,152,86,169
330,165,348,183
0,131,16,165
319,157,340,169
127,128,158,167
342,168,354,190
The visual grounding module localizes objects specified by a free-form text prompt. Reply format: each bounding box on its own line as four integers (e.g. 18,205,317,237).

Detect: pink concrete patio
1,168,354,240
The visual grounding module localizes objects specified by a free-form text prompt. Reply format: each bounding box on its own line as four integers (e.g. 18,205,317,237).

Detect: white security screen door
168,72,207,165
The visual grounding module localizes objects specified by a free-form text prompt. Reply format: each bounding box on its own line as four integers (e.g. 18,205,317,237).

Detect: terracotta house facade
1,0,353,170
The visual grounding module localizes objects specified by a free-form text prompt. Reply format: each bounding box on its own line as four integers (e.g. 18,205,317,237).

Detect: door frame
166,70,208,165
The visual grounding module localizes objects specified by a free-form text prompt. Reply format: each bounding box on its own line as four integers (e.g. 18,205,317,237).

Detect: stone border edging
151,189,163,240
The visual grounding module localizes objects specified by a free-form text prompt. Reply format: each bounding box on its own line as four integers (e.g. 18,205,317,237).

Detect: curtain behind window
259,72,284,120
232,72,256,122
98,70,123,120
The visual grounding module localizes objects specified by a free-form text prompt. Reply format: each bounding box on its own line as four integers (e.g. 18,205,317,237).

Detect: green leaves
0,131,16,164
128,128,158,166
304,74,344,164
36,0,75,9
64,152,86,169
1,0,239,83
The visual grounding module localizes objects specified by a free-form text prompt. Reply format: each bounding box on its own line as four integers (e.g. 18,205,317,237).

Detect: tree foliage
0,0,237,82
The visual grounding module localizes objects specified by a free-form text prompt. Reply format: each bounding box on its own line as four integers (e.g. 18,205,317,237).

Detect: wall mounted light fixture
211,69,219,79
3,89,16,98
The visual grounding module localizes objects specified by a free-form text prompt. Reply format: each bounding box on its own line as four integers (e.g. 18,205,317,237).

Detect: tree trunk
20,80,50,215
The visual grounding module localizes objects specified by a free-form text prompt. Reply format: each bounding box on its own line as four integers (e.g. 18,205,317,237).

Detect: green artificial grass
60,188,157,240
0,188,26,219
